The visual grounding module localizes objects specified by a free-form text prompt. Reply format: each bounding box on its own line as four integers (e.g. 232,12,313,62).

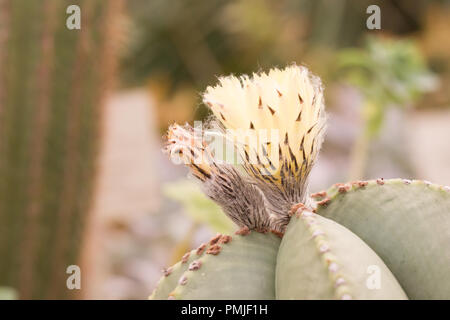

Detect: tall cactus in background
0,0,123,299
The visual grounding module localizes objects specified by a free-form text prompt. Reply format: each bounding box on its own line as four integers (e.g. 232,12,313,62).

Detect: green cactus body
0,0,122,298
276,211,407,299
315,179,450,299
150,243,211,300
166,232,281,300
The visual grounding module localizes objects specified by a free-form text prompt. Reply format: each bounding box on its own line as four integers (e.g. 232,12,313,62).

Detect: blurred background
0,0,449,299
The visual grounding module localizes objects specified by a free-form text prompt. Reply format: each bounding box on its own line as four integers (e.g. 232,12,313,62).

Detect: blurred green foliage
163,180,235,234
123,0,302,88
337,37,438,137
335,37,438,180
122,0,449,127
0,287,17,300
122,0,446,86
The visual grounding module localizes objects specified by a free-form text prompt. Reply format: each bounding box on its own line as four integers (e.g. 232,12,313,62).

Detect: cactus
313,179,450,299
276,211,407,300
149,246,208,300
0,0,122,298
169,232,280,300
152,65,450,300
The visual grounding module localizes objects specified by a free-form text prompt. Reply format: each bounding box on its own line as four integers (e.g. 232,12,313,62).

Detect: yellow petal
202,64,327,186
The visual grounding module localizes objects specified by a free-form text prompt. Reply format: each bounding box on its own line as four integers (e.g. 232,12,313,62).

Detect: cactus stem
167,232,280,300
316,178,450,299
19,0,58,298
48,0,94,298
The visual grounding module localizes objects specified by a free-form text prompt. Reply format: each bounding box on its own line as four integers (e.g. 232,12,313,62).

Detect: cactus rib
168,232,281,300
149,239,214,300
315,178,450,299
276,209,407,299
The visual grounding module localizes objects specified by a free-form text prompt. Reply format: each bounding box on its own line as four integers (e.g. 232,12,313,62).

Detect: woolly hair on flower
164,123,274,232
164,64,327,232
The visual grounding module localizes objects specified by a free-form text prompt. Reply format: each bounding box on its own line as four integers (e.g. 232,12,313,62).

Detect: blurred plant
163,180,235,234
122,0,339,129
124,0,442,135
123,0,438,88
0,286,17,300
163,180,235,263
336,36,438,179
147,76,198,134
421,4,450,61
419,4,450,108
